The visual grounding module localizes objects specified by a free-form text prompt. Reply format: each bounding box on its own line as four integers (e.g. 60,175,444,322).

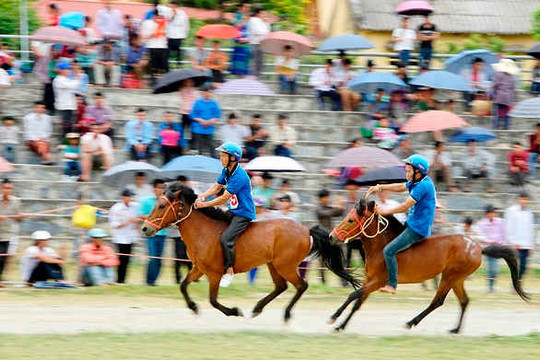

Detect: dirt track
2,305,539,336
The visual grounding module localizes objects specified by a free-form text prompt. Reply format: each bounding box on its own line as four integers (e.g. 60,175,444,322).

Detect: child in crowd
0,116,19,163
75,94,88,134
373,116,399,149
63,133,81,180
159,123,181,164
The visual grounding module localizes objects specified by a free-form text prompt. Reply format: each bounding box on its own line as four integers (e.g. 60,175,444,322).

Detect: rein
331,210,389,243
143,195,193,230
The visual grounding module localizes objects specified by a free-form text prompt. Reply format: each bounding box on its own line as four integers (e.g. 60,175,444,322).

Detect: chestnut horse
328,199,529,333
141,184,360,321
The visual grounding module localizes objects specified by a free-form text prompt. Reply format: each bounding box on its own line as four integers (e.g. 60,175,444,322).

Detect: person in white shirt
271,179,301,208
309,60,341,111
166,0,189,65
377,189,407,224
140,11,169,83
21,231,66,285
248,7,270,77
269,113,296,157
53,62,81,136
81,16,98,44
96,0,124,40
23,101,53,164
109,189,140,284
275,45,299,94
126,171,154,202
80,122,114,182
336,58,360,111
504,192,536,280
425,141,458,192
391,17,416,66
218,113,250,147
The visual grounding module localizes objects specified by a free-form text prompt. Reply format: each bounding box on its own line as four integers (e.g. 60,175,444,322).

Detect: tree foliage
445,34,506,54
0,0,41,49
532,8,540,40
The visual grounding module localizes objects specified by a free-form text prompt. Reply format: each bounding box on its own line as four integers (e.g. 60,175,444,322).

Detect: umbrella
316,34,374,52
59,12,85,30
448,127,497,143
401,110,470,133
195,24,242,39
0,157,15,172
244,156,306,172
395,1,434,16
325,146,403,170
354,166,406,186
161,155,222,183
30,26,87,46
347,72,408,94
409,70,472,92
509,97,540,118
260,31,314,57
153,69,210,94
102,161,161,187
215,79,275,96
444,49,498,77
527,42,540,59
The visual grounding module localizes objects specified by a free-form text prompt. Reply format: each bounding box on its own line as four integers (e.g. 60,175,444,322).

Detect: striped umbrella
30,26,87,46
260,31,314,57
401,111,470,133
215,79,275,96
325,146,403,170
509,97,540,118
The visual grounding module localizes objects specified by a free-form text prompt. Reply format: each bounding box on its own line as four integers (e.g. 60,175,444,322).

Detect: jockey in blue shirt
194,142,256,287
366,154,436,294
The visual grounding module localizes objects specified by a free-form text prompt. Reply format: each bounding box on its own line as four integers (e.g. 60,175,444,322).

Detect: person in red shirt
47,3,60,26
508,141,529,187
529,123,540,177
79,228,119,286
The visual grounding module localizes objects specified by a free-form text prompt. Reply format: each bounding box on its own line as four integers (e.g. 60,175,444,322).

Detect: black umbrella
354,166,406,186
153,69,210,94
527,42,540,59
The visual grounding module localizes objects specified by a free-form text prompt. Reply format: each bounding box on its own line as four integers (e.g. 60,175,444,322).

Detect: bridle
330,208,389,243
143,194,193,230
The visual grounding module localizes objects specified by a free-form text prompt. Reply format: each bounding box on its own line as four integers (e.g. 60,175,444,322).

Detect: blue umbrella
353,166,406,186
161,155,222,183
59,12,86,30
509,97,540,118
409,70,472,92
449,127,497,143
102,161,161,187
444,49,498,77
316,34,375,52
348,72,408,94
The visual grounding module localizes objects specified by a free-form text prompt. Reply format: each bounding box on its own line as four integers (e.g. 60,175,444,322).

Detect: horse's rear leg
207,273,243,317
276,266,308,323
406,277,451,329
449,280,469,334
252,263,288,318
180,266,203,314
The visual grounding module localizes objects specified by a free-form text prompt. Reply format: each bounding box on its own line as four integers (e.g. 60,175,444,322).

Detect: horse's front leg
207,272,243,317
180,266,203,314
332,280,383,332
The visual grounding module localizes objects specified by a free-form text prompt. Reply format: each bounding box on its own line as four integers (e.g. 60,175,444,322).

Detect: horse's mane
165,182,231,223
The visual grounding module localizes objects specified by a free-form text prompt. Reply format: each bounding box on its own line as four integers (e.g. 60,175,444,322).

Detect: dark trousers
150,48,169,75
251,44,263,77
58,109,75,136
220,214,251,270
274,144,292,157
316,89,341,111
509,171,527,186
64,160,82,176
130,145,152,161
28,262,64,283
167,38,182,65
162,145,181,165
116,243,133,284
192,133,214,157
493,103,511,130
0,241,9,281
173,236,192,284
43,83,55,113
465,169,491,187
146,235,166,285
518,249,530,280
419,47,432,68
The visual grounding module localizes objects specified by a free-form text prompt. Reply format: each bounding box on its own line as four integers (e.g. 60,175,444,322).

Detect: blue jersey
217,165,256,220
405,176,436,237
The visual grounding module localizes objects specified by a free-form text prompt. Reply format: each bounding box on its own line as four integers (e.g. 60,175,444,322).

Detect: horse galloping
328,199,529,333
141,183,361,321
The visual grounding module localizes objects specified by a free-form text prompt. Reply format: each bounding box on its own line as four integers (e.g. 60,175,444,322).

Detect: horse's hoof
333,325,345,333
405,322,415,329
284,311,292,323
449,328,460,334
232,307,243,317
327,317,337,325
187,302,199,315
251,309,262,319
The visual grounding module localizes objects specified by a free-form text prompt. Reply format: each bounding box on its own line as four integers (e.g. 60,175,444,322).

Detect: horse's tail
482,244,530,302
309,225,362,289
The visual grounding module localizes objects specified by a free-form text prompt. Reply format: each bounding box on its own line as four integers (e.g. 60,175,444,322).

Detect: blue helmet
404,154,430,175
216,142,242,161
88,228,108,238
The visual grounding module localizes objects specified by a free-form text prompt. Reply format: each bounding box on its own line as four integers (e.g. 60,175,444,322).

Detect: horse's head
330,199,376,245
141,183,196,237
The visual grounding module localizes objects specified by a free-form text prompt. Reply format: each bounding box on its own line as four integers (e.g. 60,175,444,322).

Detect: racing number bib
229,194,239,209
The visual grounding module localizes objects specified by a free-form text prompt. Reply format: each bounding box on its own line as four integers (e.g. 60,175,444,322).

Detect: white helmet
31,230,51,241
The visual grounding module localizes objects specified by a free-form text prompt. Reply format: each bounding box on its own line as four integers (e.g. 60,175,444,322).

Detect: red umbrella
195,24,242,39
30,26,87,46
0,157,15,172
260,31,314,57
400,111,469,133
325,146,403,170
395,1,434,16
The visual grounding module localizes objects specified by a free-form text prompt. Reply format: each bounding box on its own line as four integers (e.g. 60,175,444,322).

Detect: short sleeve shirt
139,195,167,236
418,23,437,49
405,176,436,237
217,166,256,220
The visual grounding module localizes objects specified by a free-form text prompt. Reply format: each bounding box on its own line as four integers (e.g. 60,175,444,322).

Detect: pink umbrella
30,26,87,46
195,24,242,39
0,157,15,172
395,1,434,16
260,31,314,57
325,146,403,170
400,111,470,133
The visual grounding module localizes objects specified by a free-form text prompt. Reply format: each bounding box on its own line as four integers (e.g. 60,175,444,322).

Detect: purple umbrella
215,79,276,96
395,1,434,16
325,146,403,170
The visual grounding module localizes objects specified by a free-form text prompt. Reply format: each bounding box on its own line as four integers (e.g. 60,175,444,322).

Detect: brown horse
141,183,360,321
328,199,529,333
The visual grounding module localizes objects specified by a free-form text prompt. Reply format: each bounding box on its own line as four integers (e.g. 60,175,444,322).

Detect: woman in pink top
158,111,182,164
179,79,200,147
476,205,506,293
79,228,119,286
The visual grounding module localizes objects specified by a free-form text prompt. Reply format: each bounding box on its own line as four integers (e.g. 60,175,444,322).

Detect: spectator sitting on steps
79,228,119,286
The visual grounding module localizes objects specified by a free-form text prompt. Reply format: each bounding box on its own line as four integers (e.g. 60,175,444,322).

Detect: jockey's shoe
219,274,234,288
379,285,396,294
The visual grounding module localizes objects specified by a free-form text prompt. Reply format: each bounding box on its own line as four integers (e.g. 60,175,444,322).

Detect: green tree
532,8,540,40
0,0,41,50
